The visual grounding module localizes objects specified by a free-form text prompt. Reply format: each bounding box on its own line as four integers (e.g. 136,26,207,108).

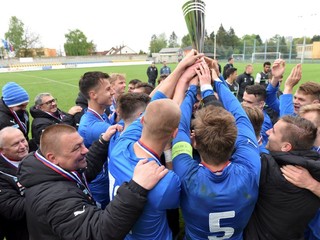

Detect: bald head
0,127,29,161
142,99,181,140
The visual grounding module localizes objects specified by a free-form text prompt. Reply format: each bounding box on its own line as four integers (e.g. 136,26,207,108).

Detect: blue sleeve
148,171,181,209
117,118,142,143
261,111,273,147
201,89,213,99
151,91,167,101
173,85,198,145
84,122,111,147
279,94,295,116
266,83,280,114
214,80,261,183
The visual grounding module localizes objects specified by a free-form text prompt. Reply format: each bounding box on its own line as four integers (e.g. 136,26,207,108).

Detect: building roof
159,48,181,53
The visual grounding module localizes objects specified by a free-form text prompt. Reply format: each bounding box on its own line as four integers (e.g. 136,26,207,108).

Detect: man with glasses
0,82,32,147
30,93,82,147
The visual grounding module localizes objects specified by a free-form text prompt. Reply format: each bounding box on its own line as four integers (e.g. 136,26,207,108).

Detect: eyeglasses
41,98,57,106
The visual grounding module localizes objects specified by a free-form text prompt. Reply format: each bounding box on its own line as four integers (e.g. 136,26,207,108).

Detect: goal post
231,54,244,61
251,52,281,63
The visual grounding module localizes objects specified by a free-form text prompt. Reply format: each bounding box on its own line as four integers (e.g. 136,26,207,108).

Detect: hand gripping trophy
182,0,206,53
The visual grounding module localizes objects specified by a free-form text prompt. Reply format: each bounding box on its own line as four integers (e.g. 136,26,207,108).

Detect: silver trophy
182,0,206,53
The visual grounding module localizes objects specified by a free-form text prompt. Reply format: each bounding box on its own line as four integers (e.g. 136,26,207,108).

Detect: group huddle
0,50,319,240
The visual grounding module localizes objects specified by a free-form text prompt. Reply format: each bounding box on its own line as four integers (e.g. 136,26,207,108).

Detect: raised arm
150,50,203,99
279,64,302,116
172,61,201,106
265,59,286,113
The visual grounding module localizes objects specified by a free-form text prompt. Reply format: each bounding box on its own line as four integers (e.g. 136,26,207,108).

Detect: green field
0,62,319,240
0,62,319,113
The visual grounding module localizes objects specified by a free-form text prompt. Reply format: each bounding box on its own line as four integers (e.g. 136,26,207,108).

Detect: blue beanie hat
2,82,29,107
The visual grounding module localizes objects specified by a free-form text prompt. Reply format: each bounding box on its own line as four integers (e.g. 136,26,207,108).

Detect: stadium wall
0,54,150,73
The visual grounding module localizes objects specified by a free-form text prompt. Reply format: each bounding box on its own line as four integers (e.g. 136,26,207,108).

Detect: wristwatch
99,134,109,144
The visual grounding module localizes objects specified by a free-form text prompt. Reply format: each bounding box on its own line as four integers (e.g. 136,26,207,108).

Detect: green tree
5,16,24,56
227,27,239,50
204,30,214,53
168,31,179,48
181,34,191,48
149,33,167,54
64,29,94,56
311,35,320,42
216,24,228,47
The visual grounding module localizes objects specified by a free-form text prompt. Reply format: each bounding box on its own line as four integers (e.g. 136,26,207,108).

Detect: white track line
14,72,78,88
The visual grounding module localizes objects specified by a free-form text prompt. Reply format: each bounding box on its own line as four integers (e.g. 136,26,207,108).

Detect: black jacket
0,155,28,240
146,66,158,81
236,72,254,102
30,106,75,145
0,98,30,140
17,139,149,240
244,150,320,240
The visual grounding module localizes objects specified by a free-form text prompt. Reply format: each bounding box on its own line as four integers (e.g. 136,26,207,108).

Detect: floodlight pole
214,34,217,59
301,35,306,64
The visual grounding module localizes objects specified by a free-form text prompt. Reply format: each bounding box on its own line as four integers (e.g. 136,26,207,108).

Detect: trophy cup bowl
182,0,206,53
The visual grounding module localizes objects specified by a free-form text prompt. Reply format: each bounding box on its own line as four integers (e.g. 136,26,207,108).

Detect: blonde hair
109,73,126,85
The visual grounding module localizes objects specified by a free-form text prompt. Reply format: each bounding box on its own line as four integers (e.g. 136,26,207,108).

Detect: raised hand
271,59,286,79
195,61,211,86
284,63,302,94
101,124,123,142
178,49,204,70
204,56,220,76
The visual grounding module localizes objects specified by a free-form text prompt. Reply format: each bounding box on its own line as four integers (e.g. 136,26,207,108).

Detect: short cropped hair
242,105,264,138
157,74,168,85
40,124,77,156
263,61,271,67
79,71,110,100
225,67,237,79
280,115,317,150
297,82,320,101
135,82,155,95
128,79,142,85
118,93,150,122
245,85,266,101
192,105,237,164
143,99,181,140
34,93,51,106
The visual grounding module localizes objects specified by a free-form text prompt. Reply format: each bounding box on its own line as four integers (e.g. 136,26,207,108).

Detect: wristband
164,149,173,163
200,84,213,92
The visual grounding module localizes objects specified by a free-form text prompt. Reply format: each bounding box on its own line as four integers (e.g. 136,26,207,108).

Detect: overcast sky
1,0,319,53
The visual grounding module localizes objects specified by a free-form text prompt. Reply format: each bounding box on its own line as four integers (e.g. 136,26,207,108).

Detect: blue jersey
108,98,181,240
261,110,273,148
305,210,320,240
78,109,111,147
266,83,280,114
78,109,111,209
172,82,260,240
279,93,295,116
266,83,296,117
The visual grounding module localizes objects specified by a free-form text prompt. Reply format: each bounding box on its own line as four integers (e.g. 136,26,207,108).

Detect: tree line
2,16,320,58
